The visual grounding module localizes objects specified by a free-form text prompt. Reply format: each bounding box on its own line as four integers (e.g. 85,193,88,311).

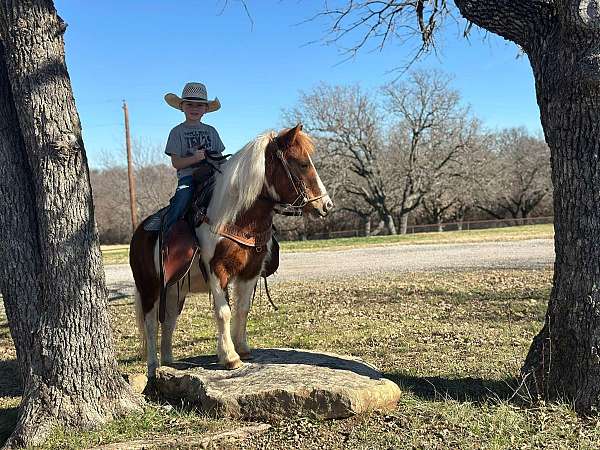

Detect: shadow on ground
172,348,385,379
0,359,22,398
387,372,519,404
0,407,18,448
108,287,135,302
0,359,21,447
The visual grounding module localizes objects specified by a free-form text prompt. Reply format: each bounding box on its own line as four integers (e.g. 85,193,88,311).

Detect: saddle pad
143,206,168,232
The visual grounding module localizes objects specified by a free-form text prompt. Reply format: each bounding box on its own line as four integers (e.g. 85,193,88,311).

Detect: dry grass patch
4,267,600,448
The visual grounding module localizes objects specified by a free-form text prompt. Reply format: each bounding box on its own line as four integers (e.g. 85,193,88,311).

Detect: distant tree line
92,71,552,244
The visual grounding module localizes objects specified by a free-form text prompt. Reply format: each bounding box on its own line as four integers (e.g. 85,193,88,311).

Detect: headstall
268,137,327,216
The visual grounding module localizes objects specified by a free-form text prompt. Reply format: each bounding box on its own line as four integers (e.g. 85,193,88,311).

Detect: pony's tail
134,289,147,359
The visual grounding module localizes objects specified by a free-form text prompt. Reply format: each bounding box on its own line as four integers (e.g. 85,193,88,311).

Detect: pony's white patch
197,225,221,268
208,131,276,230
309,154,328,197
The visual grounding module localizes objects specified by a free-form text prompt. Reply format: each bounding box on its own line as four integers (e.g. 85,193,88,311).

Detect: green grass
101,244,129,265
279,223,553,252
101,223,554,265
4,266,600,448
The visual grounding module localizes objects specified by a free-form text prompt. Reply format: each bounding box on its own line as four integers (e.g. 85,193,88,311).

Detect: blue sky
54,1,541,169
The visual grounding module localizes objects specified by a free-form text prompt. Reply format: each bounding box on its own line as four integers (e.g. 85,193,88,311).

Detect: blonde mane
207,131,277,229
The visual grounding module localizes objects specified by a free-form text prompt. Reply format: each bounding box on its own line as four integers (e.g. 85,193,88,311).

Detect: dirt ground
105,238,554,300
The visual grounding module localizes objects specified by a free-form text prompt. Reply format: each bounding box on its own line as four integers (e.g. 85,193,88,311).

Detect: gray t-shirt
165,122,225,179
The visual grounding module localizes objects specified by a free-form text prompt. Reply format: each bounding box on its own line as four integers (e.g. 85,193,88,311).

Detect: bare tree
0,1,141,447
419,145,489,230
90,140,175,244
315,0,600,413
286,72,479,235
287,84,399,234
383,70,480,233
477,128,551,220
421,188,461,231
132,140,175,221
90,167,132,244
308,146,374,235
312,0,449,65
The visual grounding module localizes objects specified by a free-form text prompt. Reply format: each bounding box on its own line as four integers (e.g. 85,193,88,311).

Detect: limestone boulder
155,348,401,421
126,373,148,395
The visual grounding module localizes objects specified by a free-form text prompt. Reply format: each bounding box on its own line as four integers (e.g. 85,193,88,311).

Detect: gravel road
105,239,554,300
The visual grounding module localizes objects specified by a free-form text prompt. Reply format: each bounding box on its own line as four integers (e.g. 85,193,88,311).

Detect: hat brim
164,93,221,113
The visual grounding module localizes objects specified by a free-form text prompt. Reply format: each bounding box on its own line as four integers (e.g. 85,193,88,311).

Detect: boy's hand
195,148,206,162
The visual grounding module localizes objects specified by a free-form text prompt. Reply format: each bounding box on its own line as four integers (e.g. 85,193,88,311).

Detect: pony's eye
300,163,310,169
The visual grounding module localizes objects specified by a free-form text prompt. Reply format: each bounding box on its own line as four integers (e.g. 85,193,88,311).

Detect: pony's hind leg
135,288,160,378
209,273,242,370
134,289,147,358
160,283,185,366
143,300,160,378
232,278,257,359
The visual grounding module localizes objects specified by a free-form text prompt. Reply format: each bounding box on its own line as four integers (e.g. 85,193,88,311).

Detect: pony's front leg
209,273,242,369
232,278,257,359
160,285,183,366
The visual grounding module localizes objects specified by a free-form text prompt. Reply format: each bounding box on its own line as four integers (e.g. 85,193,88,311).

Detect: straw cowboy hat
164,82,221,113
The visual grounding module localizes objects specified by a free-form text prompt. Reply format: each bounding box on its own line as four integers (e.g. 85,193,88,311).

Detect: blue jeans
163,176,195,233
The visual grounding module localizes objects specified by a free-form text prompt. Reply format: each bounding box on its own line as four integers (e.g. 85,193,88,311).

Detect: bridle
265,137,328,216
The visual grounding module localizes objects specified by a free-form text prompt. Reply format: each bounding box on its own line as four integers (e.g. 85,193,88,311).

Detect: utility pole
123,100,138,232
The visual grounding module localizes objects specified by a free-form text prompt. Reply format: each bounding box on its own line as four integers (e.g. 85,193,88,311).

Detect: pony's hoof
224,358,243,370
238,351,253,361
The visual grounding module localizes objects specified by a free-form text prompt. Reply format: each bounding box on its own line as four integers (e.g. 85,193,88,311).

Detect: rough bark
456,0,600,414
454,0,552,49
0,37,41,414
0,1,141,447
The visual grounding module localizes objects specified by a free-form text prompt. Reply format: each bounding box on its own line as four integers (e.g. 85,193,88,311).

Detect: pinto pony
129,125,333,377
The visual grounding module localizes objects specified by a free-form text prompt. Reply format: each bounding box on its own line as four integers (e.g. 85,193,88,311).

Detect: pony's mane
207,130,277,229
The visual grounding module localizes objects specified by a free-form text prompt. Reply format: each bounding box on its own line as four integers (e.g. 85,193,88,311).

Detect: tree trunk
383,213,397,235
399,213,409,234
0,2,141,447
520,24,600,413
371,220,385,236
454,0,600,415
363,218,371,237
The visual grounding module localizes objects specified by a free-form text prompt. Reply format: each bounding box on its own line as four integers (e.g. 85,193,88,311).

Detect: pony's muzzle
315,195,333,217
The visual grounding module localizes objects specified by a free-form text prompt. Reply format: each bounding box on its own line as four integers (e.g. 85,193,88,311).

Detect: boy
162,82,225,234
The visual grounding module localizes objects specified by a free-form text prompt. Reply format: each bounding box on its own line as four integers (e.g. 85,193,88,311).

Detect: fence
284,216,554,241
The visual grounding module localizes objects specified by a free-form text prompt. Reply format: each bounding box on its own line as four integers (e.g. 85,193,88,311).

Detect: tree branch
454,0,553,49
312,0,450,66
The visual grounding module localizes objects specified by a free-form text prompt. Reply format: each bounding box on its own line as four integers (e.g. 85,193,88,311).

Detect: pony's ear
279,124,303,149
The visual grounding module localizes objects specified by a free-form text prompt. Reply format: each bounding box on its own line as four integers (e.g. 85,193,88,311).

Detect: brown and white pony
130,125,332,377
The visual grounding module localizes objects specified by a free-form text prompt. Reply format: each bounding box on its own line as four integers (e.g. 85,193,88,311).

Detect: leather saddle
161,219,199,288
161,219,280,288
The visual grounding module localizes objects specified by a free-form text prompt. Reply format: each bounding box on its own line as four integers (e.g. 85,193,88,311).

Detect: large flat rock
155,348,401,421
